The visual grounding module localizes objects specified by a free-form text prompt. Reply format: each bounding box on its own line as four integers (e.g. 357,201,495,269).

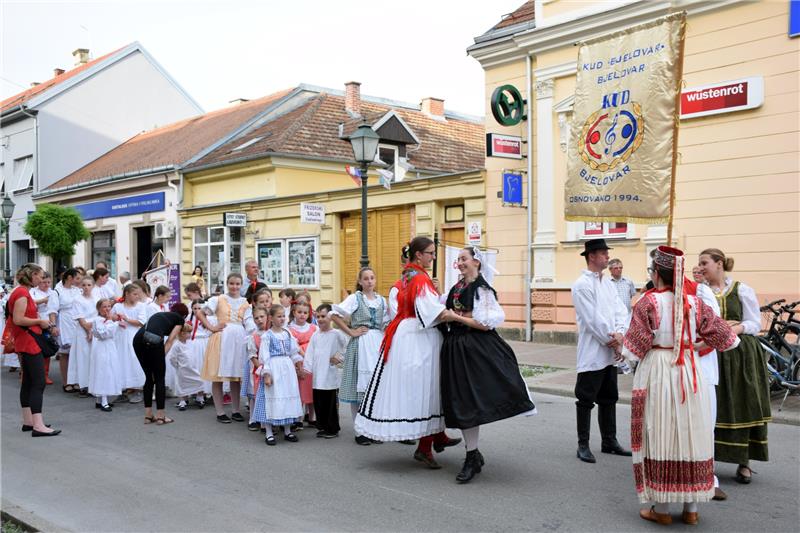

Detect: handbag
24,327,60,359
141,329,164,346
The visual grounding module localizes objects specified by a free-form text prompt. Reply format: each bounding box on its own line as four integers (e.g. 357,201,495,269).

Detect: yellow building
180,83,485,302
469,0,800,341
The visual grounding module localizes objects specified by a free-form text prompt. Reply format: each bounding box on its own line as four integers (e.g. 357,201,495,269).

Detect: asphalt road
2,370,798,532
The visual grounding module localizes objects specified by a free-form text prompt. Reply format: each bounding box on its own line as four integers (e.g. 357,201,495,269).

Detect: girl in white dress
188,300,214,402
88,299,123,411
112,285,147,393
90,268,116,300
169,323,205,408
252,304,304,445
54,269,82,393
67,276,98,394
331,267,389,445
199,273,255,423
30,272,58,386
243,305,270,430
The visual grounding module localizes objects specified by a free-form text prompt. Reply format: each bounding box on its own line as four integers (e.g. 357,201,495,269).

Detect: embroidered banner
565,12,686,224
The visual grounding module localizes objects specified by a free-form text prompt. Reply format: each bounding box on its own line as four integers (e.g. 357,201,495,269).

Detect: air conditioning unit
154,221,175,240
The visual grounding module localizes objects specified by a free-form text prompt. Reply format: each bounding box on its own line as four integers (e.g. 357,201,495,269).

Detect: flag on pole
377,169,393,190
344,165,362,186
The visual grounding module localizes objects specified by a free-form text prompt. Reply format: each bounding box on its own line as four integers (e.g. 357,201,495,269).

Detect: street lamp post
348,123,380,268
1,193,15,287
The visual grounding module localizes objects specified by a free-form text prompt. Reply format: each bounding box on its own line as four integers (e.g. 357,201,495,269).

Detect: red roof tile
1,46,127,114
491,1,535,31
46,89,294,190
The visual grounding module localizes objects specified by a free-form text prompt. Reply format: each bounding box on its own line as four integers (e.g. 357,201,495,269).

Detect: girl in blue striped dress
251,304,304,446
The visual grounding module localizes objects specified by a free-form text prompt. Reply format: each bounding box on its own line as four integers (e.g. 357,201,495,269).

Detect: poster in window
258,242,284,285
288,239,316,286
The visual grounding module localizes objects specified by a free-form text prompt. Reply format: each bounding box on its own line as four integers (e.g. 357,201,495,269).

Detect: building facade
1,42,202,273
469,0,800,341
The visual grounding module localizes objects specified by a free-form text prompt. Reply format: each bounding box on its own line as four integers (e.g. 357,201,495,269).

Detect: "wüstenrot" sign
486,133,523,159
680,76,763,119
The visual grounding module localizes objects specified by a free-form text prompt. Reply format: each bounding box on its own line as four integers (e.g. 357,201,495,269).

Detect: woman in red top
6,263,60,436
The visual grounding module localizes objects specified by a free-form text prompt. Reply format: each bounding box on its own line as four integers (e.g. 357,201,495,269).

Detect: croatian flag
345,165,362,186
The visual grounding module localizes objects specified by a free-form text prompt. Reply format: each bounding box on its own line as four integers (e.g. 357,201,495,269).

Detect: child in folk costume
152,286,172,315
88,299,123,411
168,323,205,410
187,300,213,405
199,273,255,423
331,267,389,445
288,301,317,428
112,285,147,396
252,304,304,445
30,272,58,385
243,305,270,430
54,269,83,392
622,246,740,526
68,276,98,395
303,304,347,438
278,288,295,322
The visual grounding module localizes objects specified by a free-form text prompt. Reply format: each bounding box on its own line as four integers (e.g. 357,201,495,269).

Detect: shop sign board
486,133,523,159
300,202,325,224
73,192,165,220
680,77,764,119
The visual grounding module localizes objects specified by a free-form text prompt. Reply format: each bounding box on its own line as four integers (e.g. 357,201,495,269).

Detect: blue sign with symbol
502,172,523,204
791,0,800,37
73,192,165,220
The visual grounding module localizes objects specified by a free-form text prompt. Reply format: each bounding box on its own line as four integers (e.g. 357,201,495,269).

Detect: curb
2,499,71,533
526,384,800,427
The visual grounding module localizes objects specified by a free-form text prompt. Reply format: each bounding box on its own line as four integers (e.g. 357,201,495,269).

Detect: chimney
345,81,361,117
72,48,90,66
421,97,445,119
54,68,65,77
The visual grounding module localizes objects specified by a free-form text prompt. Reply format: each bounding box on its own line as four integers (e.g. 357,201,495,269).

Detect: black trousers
132,333,165,410
20,352,45,414
575,365,619,409
313,389,340,434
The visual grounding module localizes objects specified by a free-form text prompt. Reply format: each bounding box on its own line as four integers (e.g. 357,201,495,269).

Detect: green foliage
23,204,89,262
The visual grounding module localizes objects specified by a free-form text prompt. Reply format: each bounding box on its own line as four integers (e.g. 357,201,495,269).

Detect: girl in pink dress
288,301,317,428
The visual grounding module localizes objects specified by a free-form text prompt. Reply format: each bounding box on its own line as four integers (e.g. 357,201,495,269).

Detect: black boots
456,449,484,484
598,404,632,456
576,405,596,463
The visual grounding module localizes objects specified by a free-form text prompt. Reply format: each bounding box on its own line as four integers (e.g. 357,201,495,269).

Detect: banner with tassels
565,12,686,224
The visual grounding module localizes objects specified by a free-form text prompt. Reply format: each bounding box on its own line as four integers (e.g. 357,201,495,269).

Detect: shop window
193,226,244,295
583,222,628,238
256,237,319,288
12,156,33,193
92,231,116,275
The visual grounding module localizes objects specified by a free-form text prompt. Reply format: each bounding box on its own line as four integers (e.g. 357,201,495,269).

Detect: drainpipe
166,173,180,263
525,54,533,342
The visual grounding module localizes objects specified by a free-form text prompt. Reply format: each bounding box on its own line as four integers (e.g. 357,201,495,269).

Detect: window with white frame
12,156,33,192
583,221,628,238
256,237,319,288
377,144,398,170
193,226,243,295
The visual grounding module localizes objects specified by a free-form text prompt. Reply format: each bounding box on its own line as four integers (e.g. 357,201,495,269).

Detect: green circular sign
491,84,526,126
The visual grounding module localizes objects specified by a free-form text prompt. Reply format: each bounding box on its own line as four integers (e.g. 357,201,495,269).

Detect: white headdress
471,246,500,276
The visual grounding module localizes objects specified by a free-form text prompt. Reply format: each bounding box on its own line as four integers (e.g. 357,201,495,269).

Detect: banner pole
666,13,687,246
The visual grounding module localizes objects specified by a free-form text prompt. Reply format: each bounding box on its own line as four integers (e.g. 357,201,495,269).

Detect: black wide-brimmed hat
580,238,612,256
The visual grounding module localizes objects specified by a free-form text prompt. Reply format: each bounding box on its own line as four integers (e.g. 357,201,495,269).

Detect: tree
24,204,89,263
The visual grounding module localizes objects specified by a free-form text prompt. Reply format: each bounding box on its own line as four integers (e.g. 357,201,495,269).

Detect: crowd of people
1,237,772,509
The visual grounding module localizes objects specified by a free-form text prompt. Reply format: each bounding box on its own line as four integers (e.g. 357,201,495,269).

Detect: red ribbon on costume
191,318,199,340
379,263,436,363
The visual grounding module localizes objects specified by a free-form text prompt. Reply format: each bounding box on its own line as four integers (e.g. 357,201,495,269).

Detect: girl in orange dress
288,301,317,428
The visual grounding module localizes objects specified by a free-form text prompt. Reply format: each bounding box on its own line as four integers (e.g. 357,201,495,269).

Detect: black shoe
284,432,298,442
369,438,383,444
601,441,632,456
78,389,90,398
413,450,442,469
99,404,112,412
577,443,596,463
320,432,338,439
291,422,303,432
22,424,51,432
399,439,416,445
265,436,276,446
230,412,245,422
248,422,260,432
354,435,372,446
433,436,462,453
196,400,205,409
32,429,61,437
456,449,483,484
217,414,232,424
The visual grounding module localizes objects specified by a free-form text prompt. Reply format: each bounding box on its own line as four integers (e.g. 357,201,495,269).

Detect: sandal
156,416,174,425
144,416,156,424
735,465,753,484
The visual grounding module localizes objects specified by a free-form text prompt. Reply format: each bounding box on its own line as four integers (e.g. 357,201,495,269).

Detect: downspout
166,173,180,264
525,54,533,342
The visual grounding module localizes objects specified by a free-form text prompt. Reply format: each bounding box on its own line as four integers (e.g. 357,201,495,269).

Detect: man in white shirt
608,259,636,315
571,239,631,463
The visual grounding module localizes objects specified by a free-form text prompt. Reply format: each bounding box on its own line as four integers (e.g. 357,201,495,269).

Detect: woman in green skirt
699,248,771,484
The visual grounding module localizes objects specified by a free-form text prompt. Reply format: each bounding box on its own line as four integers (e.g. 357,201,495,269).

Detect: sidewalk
509,341,800,426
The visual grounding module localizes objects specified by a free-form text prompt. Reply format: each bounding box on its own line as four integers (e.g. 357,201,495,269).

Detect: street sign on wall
223,212,247,227
502,171,524,205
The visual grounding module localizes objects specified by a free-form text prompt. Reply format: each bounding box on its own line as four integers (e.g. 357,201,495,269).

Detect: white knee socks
462,426,480,451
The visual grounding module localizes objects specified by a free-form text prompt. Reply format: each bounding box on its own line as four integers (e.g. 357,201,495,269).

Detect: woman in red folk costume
622,246,739,526
354,237,461,468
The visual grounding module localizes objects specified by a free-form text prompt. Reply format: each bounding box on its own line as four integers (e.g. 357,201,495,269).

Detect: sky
1,0,525,117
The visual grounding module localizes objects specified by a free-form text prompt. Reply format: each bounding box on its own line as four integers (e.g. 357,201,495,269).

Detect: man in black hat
570,239,631,463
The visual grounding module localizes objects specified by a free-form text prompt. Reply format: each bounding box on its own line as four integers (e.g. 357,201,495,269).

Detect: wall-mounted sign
300,202,325,224
502,172,524,205
680,76,764,119
486,133,523,159
73,192,165,221
223,212,247,227
790,0,800,38
490,84,526,126
468,220,482,246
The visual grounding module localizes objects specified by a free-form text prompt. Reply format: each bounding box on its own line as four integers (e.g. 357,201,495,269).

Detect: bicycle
757,339,800,412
